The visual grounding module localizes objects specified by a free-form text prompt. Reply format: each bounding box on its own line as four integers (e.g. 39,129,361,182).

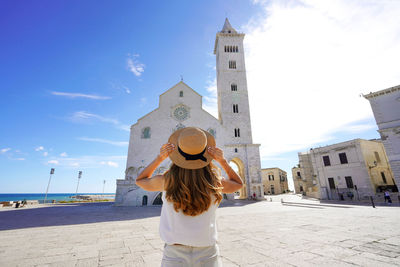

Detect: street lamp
44,168,55,204
75,171,82,196
102,180,106,195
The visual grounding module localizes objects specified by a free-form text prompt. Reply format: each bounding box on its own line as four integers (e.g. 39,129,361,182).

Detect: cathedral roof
213,18,244,54
220,18,237,34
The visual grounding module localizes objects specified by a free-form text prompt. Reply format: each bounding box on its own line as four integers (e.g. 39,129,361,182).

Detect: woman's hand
207,146,226,164
158,143,175,161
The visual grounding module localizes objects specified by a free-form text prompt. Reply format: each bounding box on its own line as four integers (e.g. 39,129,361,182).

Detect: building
292,152,320,198
294,139,396,200
364,85,400,189
261,168,288,195
115,19,264,206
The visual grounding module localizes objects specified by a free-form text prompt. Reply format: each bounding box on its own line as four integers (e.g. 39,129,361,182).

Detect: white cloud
100,161,119,168
15,158,25,161
243,0,400,157
43,155,126,169
69,111,130,132
78,137,129,147
43,152,48,157
127,54,145,77
60,152,68,157
203,78,218,118
124,86,131,94
51,91,111,100
70,162,80,167
1,148,11,154
35,146,44,151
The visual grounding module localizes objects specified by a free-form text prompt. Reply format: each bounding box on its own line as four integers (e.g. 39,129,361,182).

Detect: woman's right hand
158,143,175,161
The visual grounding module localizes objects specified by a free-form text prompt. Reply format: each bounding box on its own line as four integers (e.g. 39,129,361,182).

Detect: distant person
384,190,392,204
136,127,243,266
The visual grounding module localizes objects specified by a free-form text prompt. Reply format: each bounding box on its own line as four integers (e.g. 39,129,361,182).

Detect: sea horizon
0,193,115,203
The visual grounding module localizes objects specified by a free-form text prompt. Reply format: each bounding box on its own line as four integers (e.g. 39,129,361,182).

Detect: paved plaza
0,195,399,267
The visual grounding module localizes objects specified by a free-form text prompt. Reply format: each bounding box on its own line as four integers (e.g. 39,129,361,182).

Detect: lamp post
75,171,82,196
102,180,106,195
44,168,55,204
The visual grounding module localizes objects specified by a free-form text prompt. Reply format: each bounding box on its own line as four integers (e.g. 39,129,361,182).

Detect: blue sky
1,0,400,193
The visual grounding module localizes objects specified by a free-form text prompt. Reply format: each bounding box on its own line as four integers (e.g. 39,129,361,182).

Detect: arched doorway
229,158,247,199
152,192,163,205
142,195,148,206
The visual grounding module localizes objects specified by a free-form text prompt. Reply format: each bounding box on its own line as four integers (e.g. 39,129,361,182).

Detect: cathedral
115,19,264,206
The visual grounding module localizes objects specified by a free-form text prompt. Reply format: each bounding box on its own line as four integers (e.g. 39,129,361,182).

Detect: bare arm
208,147,243,193
136,143,175,192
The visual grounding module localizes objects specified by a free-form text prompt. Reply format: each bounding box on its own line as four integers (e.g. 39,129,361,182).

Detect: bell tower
214,18,264,198
214,18,253,144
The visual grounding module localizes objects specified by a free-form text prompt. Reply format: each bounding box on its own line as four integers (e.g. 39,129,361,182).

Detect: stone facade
115,19,264,206
261,168,288,195
294,139,396,200
292,152,320,198
364,85,400,189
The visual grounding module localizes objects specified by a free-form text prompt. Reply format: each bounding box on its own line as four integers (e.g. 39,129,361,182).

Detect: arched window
233,104,239,113
207,128,216,138
231,84,237,91
234,148,238,153
234,128,240,137
142,195,148,206
141,127,151,139
179,91,183,97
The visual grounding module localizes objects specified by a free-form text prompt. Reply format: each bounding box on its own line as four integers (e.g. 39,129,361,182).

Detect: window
328,177,335,189
297,171,301,178
231,84,237,91
381,172,387,184
339,153,348,164
207,128,216,138
234,148,238,153
233,104,239,113
179,91,183,97
374,152,381,163
141,127,151,139
224,46,239,53
271,175,274,181
323,156,331,166
234,128,240,137
229,60,236,69
345,176,354,188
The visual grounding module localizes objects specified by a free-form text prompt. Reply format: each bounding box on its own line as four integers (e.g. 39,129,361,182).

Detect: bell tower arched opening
229,157,247,199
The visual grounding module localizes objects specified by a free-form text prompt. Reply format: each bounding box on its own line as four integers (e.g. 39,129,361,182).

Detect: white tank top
159,192,219,247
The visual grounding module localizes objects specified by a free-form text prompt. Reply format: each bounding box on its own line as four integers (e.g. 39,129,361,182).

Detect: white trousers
161,243,222,267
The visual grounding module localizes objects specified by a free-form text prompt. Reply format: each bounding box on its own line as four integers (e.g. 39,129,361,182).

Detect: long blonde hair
164,162,223,216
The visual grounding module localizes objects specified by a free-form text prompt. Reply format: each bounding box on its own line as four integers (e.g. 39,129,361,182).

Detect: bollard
370,196,375,208
270,198,272,202
281,198,283,204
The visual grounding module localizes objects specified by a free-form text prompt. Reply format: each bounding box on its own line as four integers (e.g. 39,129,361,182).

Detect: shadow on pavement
0,199,260,231
0,202,161,231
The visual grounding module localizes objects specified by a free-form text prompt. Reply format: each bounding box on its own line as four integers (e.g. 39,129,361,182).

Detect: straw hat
168,127,216,169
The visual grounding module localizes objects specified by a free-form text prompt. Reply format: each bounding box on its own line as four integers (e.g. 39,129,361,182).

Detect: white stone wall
364,85,400,187
309,140,375,200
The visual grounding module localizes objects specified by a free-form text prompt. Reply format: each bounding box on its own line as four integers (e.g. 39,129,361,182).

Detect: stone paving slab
0,196,399,266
